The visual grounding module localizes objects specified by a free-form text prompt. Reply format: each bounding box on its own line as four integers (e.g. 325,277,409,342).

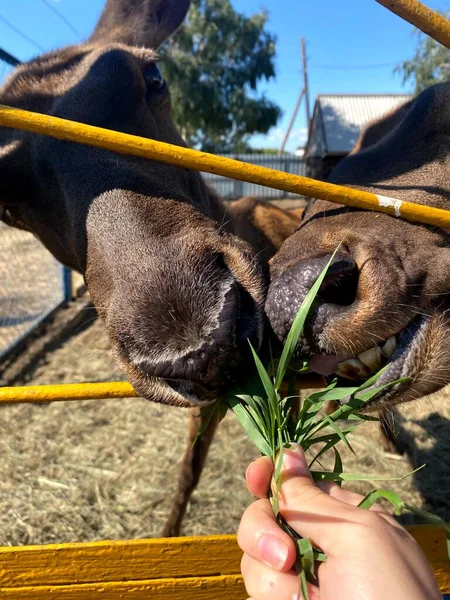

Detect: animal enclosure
0,0,450,597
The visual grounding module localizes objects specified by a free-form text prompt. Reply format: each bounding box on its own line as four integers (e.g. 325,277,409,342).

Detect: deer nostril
144,63,165,91
317,256,359,306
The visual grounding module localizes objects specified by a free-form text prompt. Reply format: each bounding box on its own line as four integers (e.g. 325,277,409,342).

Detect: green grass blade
358,489,405,515
192,402,219,448
227,398,273,457
355,377,410,403
274,251,340,390
249,342,278,405
318,411,356,455
274,430,285,488
299,569,309,600
298,537,315,579
312,464,424,483
313,551,327,562
333,447,344,486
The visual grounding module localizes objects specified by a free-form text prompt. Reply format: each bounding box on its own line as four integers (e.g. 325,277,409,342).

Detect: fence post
62,266,73,303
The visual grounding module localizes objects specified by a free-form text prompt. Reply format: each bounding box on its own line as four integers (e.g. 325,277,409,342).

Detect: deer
266,82,450,451
0,0,304,536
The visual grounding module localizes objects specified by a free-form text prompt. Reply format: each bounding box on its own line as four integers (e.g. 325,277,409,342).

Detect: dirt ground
0,223,64,356
0,311,449,547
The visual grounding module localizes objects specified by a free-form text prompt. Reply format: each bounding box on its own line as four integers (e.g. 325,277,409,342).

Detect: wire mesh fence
0,51,70,360
202,154,306,199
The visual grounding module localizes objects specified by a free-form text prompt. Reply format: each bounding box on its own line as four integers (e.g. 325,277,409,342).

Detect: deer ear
90,0,191,49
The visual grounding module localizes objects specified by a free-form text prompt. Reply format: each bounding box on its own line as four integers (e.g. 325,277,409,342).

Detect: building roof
307,94,413,157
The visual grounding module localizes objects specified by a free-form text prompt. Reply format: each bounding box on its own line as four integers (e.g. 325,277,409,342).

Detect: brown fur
0,0,302,535
267,84,450,415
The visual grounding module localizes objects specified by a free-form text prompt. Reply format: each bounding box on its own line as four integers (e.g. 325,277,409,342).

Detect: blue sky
0,0,448,151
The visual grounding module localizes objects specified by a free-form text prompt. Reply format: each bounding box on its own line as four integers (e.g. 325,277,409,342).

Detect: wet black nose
266,253,359,343
134,283,257,389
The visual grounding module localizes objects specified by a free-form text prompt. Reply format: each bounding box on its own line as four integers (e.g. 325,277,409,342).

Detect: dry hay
0,316,449,546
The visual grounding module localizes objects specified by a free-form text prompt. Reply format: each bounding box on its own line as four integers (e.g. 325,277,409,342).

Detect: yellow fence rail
0,376,327,405
376,0,450,48
1,104,450,229
0,530,448,599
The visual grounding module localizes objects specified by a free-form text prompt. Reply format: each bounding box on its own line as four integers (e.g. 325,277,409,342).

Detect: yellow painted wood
0,530,447,597
0,574,246,599
0,382,138,404
0,535,241,587
376,0,450,49
0,377,325,405
0,105,450,229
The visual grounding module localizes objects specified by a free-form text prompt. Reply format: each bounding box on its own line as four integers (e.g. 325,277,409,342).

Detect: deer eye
144,63,165,92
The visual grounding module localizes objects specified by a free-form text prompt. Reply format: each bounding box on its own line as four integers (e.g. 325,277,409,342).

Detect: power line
40,0,82,41
311,61,400,70
0,47,21,67
0,14,44,52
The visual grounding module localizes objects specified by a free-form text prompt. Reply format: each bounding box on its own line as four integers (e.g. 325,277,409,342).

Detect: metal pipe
376,0,450,48
0,104,449,229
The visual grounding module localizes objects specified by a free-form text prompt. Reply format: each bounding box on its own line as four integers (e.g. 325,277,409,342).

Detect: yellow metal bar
376,0,450,48
0,382,137,404
0,530,448,597
0,105,450,229
0,376,325,405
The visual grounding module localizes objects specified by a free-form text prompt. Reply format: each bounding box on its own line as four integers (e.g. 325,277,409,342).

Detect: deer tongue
309,354,340,376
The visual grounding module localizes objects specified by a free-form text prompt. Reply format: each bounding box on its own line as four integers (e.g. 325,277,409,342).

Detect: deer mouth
308,315,427,409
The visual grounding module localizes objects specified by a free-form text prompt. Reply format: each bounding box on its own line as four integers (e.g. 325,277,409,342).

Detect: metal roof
308,94,413,156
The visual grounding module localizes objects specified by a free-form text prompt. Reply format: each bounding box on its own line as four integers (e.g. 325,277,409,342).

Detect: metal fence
202,154,306,199
0,52,70,360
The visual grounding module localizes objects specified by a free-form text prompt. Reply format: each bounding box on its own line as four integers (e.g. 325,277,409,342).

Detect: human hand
238,445,441,600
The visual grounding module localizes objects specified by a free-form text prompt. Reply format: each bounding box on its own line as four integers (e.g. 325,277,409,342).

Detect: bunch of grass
198,255,450,598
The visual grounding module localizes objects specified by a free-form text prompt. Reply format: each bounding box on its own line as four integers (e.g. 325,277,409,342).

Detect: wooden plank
0,104,450,229
0,530,448,594
0,574,246,599
0,535,241,587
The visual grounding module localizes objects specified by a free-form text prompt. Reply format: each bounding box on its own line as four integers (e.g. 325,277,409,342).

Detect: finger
238,498,296,572
246,457,273,498
241,553,320,600
318,481,388,514
276,445,364,549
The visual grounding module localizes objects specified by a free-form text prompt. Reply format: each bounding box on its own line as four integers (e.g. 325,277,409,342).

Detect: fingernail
257,534,289,570
282,445,308,475
245,461,255,481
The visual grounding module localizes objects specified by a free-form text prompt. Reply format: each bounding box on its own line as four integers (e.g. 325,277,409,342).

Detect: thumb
276,445,354,550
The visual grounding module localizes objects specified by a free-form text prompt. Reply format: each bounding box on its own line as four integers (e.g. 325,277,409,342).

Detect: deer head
267,83,450,409
0,0,270,407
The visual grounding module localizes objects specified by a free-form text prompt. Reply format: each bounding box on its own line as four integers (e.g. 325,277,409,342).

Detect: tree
160,0,282,153
396,15,450,94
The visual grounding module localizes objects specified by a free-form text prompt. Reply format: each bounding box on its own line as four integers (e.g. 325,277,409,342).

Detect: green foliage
160,0,281,153
395,14,450,94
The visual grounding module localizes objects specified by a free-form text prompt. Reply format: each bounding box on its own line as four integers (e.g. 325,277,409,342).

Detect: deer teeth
381,336,397,359
358,346,384,371
335,358,372,381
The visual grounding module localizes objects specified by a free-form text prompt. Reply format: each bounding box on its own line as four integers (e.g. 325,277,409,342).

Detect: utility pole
301,38,311,132
279,38,311,153
279,87,305,154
